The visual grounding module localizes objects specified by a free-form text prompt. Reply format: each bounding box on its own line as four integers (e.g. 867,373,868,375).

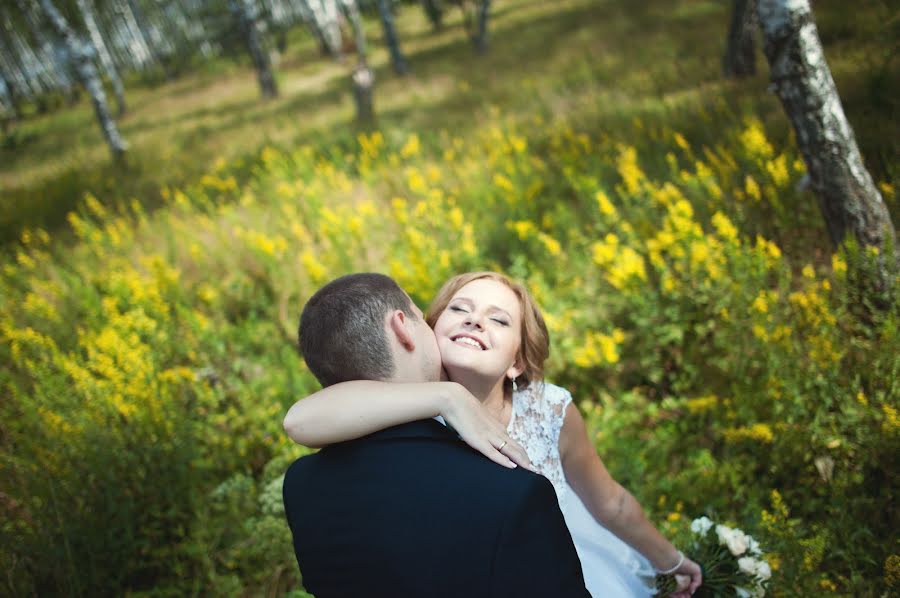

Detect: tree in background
376,0,408,75
230,0,278,98
723,0,756,78
76,0,126,115
341,0,375,122
34,0,127,158
421,0,443,31
756,0,897,288
473,0,490,53
14,0,79,105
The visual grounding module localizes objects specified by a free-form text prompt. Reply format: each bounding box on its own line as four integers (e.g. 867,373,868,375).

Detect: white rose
716,524,733,546
747,536,762,555
719,526,749,556
691,516,714,535
755,560,772,581
738,556,758,576
735,588,751,598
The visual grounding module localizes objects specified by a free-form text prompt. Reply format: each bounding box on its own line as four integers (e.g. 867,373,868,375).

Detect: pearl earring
511,377,518,392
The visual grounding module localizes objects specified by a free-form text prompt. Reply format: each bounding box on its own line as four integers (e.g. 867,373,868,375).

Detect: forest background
1,0,898,596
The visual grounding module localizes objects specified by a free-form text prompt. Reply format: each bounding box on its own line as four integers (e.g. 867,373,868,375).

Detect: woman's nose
463,313,484,329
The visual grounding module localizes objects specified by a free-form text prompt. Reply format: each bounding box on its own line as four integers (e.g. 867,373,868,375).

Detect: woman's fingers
497,439,535,471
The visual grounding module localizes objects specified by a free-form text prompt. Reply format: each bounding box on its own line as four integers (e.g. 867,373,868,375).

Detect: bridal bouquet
656,517,771,597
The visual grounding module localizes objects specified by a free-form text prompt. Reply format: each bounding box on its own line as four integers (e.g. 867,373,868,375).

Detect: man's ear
389,310,416,352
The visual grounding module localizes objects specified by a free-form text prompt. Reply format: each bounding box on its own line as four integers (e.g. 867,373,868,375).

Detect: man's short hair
299,273,417,387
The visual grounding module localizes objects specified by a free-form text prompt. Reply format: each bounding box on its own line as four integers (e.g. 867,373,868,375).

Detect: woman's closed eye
490,317,509,326
449,305,469,314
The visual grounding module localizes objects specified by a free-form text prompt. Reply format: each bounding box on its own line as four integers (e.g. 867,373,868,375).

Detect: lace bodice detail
507,382,572,499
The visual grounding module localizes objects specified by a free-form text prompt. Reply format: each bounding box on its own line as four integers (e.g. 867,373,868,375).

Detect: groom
283,273,590,597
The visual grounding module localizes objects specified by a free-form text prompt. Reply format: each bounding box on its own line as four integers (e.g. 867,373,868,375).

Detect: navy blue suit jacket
282,419,590,597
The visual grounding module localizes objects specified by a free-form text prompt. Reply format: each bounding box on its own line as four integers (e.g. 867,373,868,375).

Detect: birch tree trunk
421,0,443,31
723,0,756,78
76,0,126,115
305,0,343,58
0,19,28,117
340,0,367,65
126,0,170,78
230,0,279,98
473,0,490,54
0,68,19,125
757,0,896,265
15,0,77,101
37,0,128,159
376,0,408,75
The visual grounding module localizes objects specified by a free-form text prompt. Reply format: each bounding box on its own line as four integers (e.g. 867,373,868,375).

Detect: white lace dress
508,382,656,597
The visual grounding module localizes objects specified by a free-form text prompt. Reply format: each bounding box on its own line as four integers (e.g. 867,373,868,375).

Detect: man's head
299,273,441,386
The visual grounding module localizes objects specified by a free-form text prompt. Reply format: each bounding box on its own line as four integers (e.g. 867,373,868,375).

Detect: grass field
2,1,898,596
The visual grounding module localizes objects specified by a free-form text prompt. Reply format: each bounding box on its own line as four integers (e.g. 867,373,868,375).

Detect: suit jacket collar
357,419,460,443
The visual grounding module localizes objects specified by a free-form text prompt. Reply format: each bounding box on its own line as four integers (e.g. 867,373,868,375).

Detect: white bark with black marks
757,0,896,259
76,0,126,115
37,0,128,158
339,0,367,66
126,0,170,77
15,0,76,97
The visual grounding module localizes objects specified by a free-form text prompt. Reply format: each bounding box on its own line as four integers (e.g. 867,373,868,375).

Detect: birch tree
421,0,443,31
15,0,78,102
76,0,126,115
376,0,408,75
756,0,896,270
473,0,490,54
723,0,756,78
126,0,171,78
229,0,278,98
36,0,128,158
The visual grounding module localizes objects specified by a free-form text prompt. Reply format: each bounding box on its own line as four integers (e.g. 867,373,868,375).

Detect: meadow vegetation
1,0,898,596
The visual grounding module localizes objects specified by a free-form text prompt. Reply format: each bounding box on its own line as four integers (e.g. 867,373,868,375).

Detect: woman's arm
559,402,702,594
283,380,533,469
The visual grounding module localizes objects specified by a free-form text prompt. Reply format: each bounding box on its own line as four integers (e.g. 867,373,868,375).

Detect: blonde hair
425,272,550,390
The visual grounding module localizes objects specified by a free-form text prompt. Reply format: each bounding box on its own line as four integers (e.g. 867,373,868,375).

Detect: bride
284,272,702,597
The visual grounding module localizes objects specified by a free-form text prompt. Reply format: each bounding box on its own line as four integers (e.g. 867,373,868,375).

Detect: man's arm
490,475,591,598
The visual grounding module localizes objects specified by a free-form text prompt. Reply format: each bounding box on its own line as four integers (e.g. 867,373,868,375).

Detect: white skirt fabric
560,484,657,597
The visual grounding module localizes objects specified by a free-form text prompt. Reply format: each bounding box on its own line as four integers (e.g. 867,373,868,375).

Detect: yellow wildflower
616,146,644,194
493,173,515,193
711,212,738,242
723,423,774,443
745,175,761,202
400,133,420,158
831,254,847,275
739,120,774,160
685,396,717,414
596,191,616,216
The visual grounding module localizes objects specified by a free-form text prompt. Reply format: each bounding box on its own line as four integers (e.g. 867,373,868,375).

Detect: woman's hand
666,555,702,597
440,384,535,471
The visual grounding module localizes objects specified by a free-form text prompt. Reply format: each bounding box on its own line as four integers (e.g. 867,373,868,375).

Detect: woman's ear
506,356,526,381
389,310,416,352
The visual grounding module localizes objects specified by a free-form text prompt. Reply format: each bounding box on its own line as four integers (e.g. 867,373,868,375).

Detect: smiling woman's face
431,278,523,384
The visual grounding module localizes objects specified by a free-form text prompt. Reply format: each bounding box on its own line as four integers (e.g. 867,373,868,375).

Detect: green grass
1,0,896,248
